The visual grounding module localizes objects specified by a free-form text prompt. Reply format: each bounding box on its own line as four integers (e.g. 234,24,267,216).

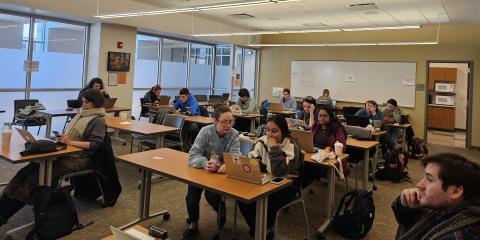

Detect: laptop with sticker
223,153,271,185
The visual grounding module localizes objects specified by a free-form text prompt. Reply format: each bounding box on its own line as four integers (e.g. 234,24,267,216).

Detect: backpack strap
335,191,356,217
37,188,53,226
61,187,94,230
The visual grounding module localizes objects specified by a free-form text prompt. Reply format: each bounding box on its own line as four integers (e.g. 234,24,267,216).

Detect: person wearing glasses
182,105,241,239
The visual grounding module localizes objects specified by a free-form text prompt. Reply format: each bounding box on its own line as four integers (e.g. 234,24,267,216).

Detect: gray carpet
1,133,479,240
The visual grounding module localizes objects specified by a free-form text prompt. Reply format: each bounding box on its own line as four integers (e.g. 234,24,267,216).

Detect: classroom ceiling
128,0,480,31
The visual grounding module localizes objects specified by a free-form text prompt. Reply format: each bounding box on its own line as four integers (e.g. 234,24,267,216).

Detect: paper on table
125,228,155,240
153,156,165,160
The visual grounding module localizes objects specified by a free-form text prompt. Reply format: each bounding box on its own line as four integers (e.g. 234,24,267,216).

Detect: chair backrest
221,93,230,102
67,99,81,108
13,99,39,120
208,95,222,104
239,136,256,156
343,106,362,116
162,114,186,130
195,95,208,102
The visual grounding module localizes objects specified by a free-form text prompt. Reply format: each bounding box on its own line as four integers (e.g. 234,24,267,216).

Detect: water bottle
2,122,13,145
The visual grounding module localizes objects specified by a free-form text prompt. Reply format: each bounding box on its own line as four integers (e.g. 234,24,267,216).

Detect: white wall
87,23,137,115
430,63,469,129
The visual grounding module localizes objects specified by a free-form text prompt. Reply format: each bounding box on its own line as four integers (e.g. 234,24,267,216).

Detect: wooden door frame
425,60,474,149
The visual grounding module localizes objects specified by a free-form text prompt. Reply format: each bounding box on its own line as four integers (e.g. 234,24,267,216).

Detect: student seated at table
279,88,296,112
183,105,241,239
304,105,349,187
234,88,259,132
317,88,334,108
355,100,384,122
383,98,403,143
238,115,301,239
144,84,161,104
299,96,319,130
77,78,110,106
0,89,108,227
237,88,259,114
392,153,480,240
174,88,200,116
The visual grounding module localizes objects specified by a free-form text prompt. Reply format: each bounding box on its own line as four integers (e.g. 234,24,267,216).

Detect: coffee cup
120,112,128,122
209,154,220,172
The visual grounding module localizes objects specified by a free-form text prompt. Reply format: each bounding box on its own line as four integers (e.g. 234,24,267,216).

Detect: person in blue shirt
174,88,200,116
355,100,384,122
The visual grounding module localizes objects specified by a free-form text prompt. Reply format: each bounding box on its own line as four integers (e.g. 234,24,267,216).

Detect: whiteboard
290,61,416,107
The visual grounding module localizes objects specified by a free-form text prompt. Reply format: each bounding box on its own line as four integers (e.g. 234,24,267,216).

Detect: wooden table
346,137,379,190
141,104,172,110
268,110,296,117
184,115,215,125
387,123,412,149
304,153,349,234
233,113,263,133
105,117,179,148
39,106,131,138
116,148,292,240
0,131,83,235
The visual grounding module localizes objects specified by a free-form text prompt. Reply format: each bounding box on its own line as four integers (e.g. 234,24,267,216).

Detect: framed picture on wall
107,51,130,72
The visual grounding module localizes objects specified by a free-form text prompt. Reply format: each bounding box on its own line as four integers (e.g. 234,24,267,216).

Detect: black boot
0,194,26,226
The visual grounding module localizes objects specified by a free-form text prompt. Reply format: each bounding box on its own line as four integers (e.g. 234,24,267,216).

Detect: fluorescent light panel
192,25,421,37
96,0,298,19
247,41,438,47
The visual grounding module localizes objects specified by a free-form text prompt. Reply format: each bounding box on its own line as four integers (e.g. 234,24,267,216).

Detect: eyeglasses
218,119,234,126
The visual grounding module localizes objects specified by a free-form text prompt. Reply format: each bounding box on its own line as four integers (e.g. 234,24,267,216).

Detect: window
160,38,188,89
189,43,213,89
214,45,232,95
0,12,88,135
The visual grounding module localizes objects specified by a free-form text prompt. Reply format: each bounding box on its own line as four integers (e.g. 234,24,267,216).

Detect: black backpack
332,190,375,239
375,147,410,182
26,186,86,240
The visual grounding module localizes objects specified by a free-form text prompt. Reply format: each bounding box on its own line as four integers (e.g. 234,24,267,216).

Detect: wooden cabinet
428,106,455,130
428,67,457,90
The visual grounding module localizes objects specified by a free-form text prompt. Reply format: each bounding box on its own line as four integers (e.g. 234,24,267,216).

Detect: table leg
317,166,335,233
255,196,268,240
38,161,46,186
250,119,255,133
156,134,164,149
46,159,53,187
363,149,369,190
45,116,52,138
401,128,407,150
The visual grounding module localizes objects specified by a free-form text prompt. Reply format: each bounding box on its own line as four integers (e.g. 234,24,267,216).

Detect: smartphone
270,177,285,184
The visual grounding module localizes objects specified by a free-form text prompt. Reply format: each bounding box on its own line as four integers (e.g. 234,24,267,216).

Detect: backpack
332,190,375,239
27,186,87,240
376,147,409,182
409,137,429,159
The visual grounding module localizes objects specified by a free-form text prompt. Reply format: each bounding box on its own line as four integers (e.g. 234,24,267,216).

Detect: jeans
185,184,223,222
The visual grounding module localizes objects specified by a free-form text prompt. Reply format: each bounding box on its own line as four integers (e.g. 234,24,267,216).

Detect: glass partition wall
0,12,88,134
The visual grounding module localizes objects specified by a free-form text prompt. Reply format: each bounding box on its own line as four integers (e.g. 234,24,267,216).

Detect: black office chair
12,99,46,135
195,95,208,102
140,114,186,151
59,170,106,207
139,97,151,121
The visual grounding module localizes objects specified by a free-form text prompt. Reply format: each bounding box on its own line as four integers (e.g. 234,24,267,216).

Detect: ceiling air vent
347,3,378,11
229,13,255,19
302,23,328,28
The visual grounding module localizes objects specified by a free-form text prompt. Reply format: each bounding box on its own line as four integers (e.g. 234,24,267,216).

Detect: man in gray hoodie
183,105,241,239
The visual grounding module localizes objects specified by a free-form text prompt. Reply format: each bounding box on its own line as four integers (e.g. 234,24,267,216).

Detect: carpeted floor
0,133,479,240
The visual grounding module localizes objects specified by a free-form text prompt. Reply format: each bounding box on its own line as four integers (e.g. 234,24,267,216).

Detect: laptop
224,153,271,185
345,125,372,140
157,95,171,105
343,106,362,116
269,102,284,112
195,95,208,102
290,129,316,153
103,98,117,109
345,115,370,128
110,226,155,240
16,128,37,143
